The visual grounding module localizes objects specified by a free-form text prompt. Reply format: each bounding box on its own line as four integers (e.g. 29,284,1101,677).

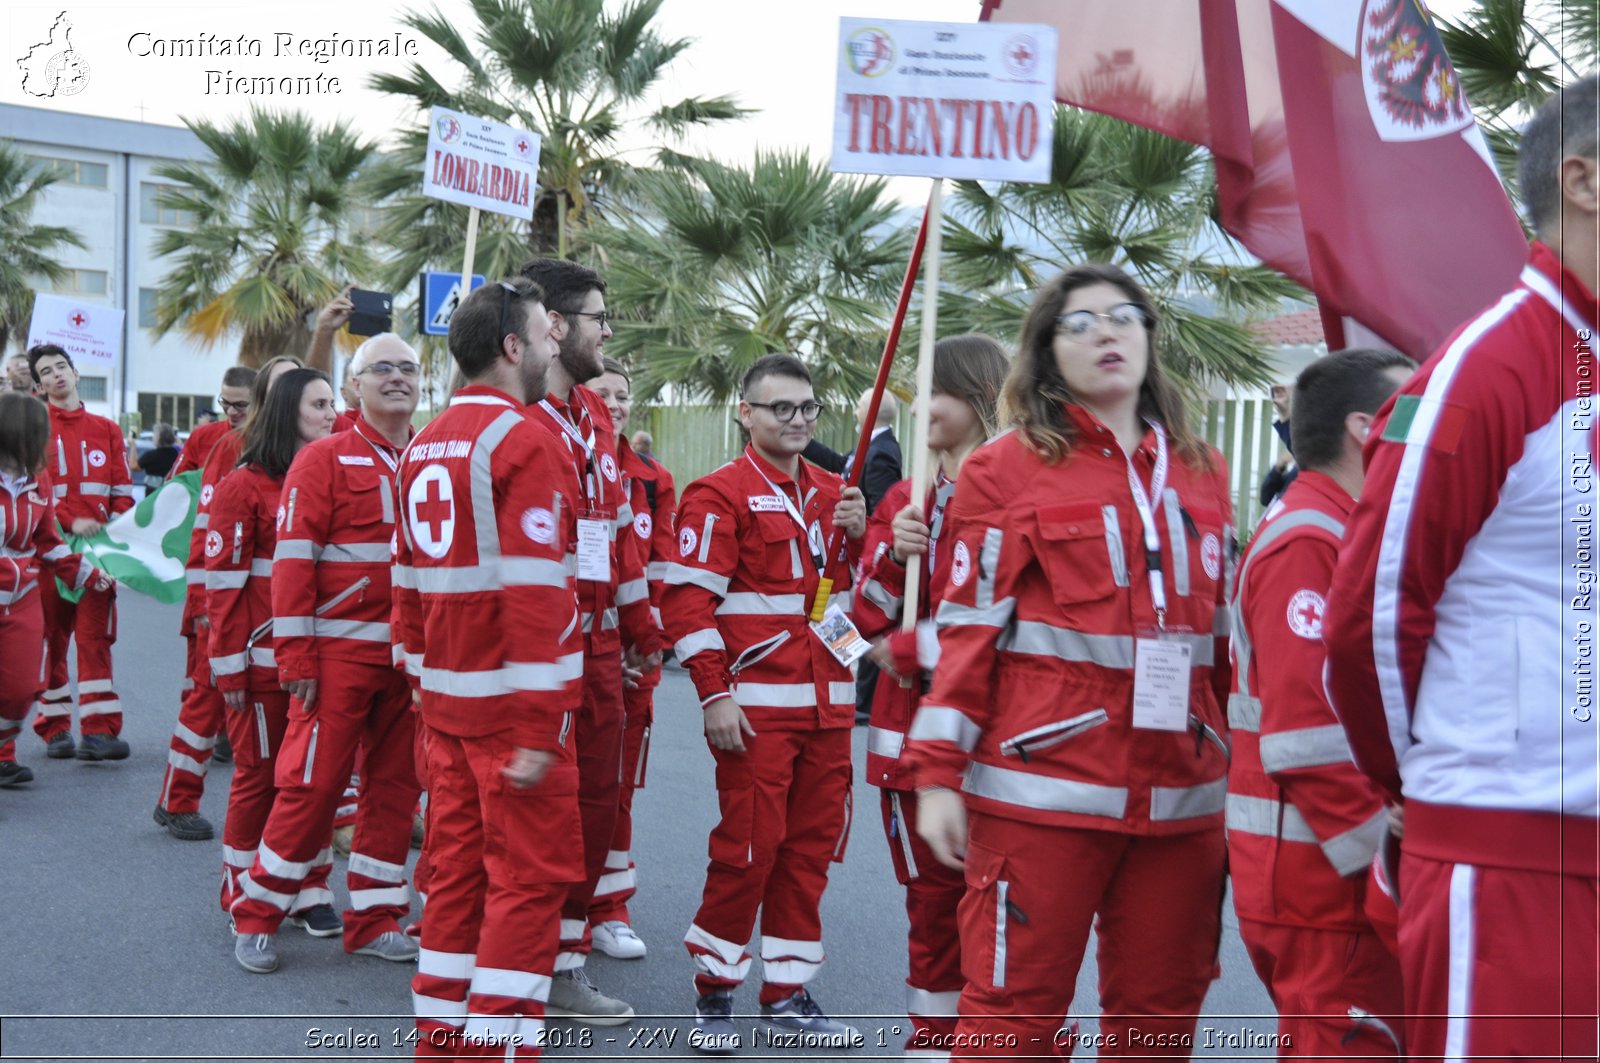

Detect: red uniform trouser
684,726,853,1004
557,651,624,971
412,725,582,1061
413,717,432,905
158,631,227,814
220,689,332,915
1398,852,1599,1062
0,596,46,760
231,661,419,950
33,576,119,739
588,672,655,926
880,788,964,1052
952,814,1225,1060
1237,918,1404,1057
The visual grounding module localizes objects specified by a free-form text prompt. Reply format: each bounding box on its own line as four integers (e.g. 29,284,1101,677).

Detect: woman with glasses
205,368,338,936
906,265,1235,1059
850,334,1011,1055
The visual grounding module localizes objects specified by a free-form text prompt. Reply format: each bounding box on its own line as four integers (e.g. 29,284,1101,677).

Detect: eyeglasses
1055,302,1148,339
216,398,250,414
748,400,824,423
357,361,421,378
562,309,612,329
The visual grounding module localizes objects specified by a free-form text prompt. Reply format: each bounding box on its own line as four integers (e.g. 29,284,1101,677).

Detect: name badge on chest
576,515,611,582
1131,631,1191,732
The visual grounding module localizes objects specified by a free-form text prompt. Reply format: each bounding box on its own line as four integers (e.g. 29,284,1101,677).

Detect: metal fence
639,396,1285,536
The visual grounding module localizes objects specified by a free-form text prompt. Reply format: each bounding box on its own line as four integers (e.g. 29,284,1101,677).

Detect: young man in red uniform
28,344,135,761
587,358,678,959
519,259,660,1023
395,277,584,1059
662,354,868,1053
1326,78,1600,1061
228,334,423,970
1227,349,1413,1056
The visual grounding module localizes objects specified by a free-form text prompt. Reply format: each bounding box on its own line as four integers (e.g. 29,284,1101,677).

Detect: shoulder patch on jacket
1380,395,1466,453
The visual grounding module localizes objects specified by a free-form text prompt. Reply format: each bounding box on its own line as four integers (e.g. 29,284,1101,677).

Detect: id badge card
1131,628,1191,732
810,601,871,667
576,514,611,582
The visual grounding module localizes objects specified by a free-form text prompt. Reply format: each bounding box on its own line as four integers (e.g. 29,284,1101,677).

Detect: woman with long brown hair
851,333,1011,1055
204,367,338,957
906,265,1235,1060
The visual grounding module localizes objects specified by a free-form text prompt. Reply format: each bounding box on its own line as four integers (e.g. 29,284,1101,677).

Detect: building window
29,155,109,188
79,377,108,403
139,182,197,227
138,392,212,432
40,269,109,295
139,288,160,328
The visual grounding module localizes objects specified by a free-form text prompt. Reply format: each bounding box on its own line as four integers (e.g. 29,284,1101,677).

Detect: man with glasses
662,353,868,1052
173,366,257,479
228,332,424,973
519,257,661,1024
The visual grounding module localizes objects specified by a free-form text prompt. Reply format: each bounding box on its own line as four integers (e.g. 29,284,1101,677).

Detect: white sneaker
591,920,647,960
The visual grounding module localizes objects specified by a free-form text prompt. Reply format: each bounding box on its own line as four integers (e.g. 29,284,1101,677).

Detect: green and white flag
57,471,200,605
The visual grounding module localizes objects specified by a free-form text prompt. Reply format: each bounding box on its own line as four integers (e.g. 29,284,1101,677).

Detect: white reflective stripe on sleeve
729,681,847,708
1319,809,1386,877
1259,724,1355,774
1149,778,1227,821
321,541,392,563
53,483,67,499
934,597,1016,629
715,592,805,617
249,647,276,668
502,651,585,691
78,482,111,496
615,577,648,606
662,563,730,596
250,558,273,578
963,762,1128,818
915,619,941,670
194,512,208,530
1224,793,1319,843
110,484,135,498
907,706,981,752
349,886,412,909
275,616,315,638
40,544,67,561
646,561,669,581
206,570,249,591
674,628,725,660
275,539,319,562
315,619,392,643
907,987,961,1017
866,726,904,759
186,569,206,585
211,652,247,675
857,577,902,617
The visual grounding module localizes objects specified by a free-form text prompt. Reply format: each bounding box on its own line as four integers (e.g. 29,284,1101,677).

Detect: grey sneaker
690,992,741,1055
544,967,635,1026
234,932,279,974
353,930,419,963
761,990,862,1046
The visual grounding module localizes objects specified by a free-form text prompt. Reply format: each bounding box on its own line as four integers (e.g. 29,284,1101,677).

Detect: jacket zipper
286,487,298,534
1188,714,1230,761
1345,1008,1401,1053
231,521,243,564
302,721,319,785
314,575,370,616
999,709,1110,762
728,630,791,677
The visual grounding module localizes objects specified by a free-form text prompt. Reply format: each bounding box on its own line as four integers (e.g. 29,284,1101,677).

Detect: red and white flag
979,0,1529,359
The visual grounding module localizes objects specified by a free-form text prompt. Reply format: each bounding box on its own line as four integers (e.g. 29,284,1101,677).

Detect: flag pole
847,189,933,490
900,179,944,634
460,206,481,306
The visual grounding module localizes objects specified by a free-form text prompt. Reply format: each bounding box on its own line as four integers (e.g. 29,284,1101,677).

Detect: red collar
1062,404,1160,460
1529,241,1599,330
1284,468,1356,518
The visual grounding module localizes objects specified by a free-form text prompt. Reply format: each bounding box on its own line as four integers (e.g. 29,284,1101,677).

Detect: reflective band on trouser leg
160,633,224,814
589,680,652,926
558,658,624,971
343,665,420,949
31,574,73,740
74,583,120,737
888,788,965,1052
219,689,289,913
0,601,46,748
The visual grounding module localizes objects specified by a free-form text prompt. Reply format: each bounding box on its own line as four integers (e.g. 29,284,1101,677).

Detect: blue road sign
419,272,487,336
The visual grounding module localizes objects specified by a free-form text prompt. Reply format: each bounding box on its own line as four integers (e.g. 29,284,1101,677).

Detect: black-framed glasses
216,398,250,414
1055,302,1148,339
357,360,421,378
749,400,824,423
562,309,612,329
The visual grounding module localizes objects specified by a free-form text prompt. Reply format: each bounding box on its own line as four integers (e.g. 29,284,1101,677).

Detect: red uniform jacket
205,464,284,694
906,409,1235,834
45,405,134,527
272,419,407,683
531,387,659,657
1227,470,1384,929
392,386,584,751
1,470,93,607
172,419,232,479
853,475,957,790
661,446,860,731
618,438,677,625
180,430,245,637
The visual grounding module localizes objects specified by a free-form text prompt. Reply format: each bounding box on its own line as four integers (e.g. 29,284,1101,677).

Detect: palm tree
937,106,1305,391
0,141,87,353
586,150,912,406
366,0,749,284
148,109,378,367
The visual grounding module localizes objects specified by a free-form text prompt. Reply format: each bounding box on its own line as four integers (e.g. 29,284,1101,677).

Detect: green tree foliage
0,142,87,354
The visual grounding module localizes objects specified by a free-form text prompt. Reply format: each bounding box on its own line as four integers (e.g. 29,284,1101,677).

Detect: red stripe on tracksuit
231,424,420,950
394,386,587,1057
589,439,677,928
1325,242,1600,1061
34,405,132,740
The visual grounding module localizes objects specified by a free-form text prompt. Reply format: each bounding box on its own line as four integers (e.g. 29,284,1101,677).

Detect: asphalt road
0,593,1275,1062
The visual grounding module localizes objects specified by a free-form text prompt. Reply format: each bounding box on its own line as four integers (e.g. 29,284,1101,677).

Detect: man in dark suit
803,390,903,725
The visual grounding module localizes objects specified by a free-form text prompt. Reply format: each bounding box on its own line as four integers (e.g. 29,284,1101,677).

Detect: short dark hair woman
205,367,337,946
906,265,1236,1056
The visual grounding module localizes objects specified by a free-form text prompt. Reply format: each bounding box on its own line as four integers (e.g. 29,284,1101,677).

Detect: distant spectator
803,388,903,516
139,424,181,486
631,430,653,457
5,354,34,395
195,409,219,426
1259,382,1297,507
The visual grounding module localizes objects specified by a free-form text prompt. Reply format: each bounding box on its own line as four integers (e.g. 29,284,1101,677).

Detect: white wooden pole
900,179,944,634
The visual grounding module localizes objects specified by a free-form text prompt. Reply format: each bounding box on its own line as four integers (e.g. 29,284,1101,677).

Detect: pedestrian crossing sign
419,272,487,336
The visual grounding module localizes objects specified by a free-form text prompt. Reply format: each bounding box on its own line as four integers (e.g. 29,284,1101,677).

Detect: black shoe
45,733,75,759
76,734,130,761
287,904,343,938
690,992,740,1054
212,732,233,765
0,761,34,787
153,805,215,841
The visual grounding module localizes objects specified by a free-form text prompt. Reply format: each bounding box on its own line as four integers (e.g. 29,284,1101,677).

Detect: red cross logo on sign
1286,589,1326,640
70,311,88,328
407,465,456,559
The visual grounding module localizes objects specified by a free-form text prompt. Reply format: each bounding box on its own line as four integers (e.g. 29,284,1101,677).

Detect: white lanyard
355,426,399,473
1123,421,1170,624
539,399,602,505
747,455,825,570
927,473,954,578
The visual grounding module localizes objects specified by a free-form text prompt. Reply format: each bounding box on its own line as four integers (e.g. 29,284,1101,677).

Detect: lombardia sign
423,105,541,220
831,18,1057,183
